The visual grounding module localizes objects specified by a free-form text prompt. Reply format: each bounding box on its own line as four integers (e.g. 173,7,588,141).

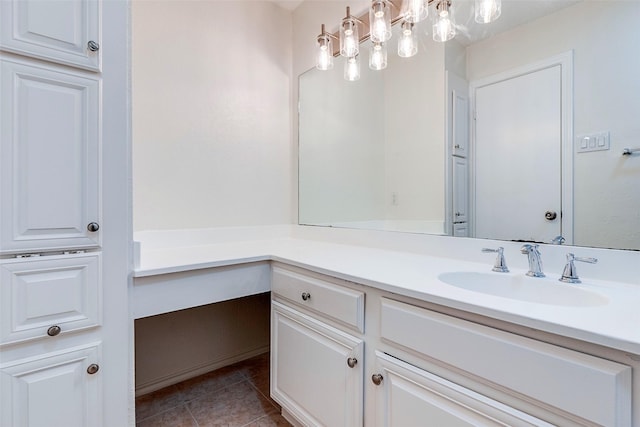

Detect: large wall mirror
299,0,640,251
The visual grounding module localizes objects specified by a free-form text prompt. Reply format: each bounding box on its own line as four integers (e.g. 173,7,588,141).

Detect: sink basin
437,272,608,307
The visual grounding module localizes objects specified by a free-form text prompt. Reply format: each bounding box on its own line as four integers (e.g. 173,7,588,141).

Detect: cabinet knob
87,222,100,232
87,40,100,52
371,373,383,385
347,357,358,368
47,325,61,337
301,292,311,301
87,364,100,375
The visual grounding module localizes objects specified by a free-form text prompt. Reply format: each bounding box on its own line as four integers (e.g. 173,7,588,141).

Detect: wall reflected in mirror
298,0,640,251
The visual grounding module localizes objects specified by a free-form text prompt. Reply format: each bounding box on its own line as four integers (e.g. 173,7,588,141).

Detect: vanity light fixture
340,7,360,57
369,42,388,70
316,0,500,80
401,0,429,23
475,0,501,23
433,0,456,42
345,55,361,81
316,24,337,70
370,0,393,43
397,21,418,57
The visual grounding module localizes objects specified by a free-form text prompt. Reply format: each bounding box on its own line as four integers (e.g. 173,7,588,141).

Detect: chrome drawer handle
347,357,358,368
301,292,311,301
87,40,100,52
87,222,100,232
87,364,100,375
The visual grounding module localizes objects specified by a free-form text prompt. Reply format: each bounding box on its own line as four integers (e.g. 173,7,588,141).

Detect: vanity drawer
272,265,365,333
380,298,631,427
0,253,101,345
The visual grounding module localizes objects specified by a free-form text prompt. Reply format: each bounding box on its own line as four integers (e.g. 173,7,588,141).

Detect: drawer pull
301,292,311,301
87,222,100,232
347,357,358,368
47,325,61,337
371,373,383,385
87,364,100,375
87,40,100,52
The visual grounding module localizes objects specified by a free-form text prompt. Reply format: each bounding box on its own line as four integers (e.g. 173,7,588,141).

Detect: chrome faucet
481,247,509,272
520,244,545,277
559,253,598,284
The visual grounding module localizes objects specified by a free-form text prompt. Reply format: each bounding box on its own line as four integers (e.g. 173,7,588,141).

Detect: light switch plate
576,131,610,153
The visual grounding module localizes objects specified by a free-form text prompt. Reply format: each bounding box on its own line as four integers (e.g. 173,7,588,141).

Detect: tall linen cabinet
0,0,132,426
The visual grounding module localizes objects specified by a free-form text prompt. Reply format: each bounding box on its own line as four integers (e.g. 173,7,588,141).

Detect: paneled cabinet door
271,301,364,427
0,0,100,71
0,343,102,427
0,57,100,254
452,156,468,224
372,352,551,427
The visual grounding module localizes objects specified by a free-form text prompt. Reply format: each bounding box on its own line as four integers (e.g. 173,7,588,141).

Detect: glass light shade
316,34,334,70
475,0,501,23
370,0,392,43
340,18,359,57
398,22,418,58
369,42,387,70
401,0,428,23
433,1,456,42
344,55,361,81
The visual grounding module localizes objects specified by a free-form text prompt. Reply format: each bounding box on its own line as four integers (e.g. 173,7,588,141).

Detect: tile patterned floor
135,352,292,427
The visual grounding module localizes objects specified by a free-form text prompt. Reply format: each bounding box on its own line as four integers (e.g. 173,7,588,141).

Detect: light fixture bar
324,0,434,58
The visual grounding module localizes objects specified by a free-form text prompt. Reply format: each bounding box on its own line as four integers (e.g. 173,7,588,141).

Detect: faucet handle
559,253,598,284
481,247,509,273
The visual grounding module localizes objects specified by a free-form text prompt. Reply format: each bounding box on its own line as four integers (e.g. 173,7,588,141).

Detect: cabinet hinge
15,253,42,258
14,250,87,259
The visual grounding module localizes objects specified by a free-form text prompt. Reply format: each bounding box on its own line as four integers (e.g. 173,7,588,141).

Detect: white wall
132,0,293,231
384,40,446,223
298,62,387,224
466,1,640,250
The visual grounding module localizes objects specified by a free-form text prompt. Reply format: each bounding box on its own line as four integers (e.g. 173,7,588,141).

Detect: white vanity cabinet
0,0,128,424
377,297,632,427
0,0,101,71
270,265,636,427
270,265,365,426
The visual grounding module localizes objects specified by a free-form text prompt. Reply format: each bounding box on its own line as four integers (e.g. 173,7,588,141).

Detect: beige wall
132,0,293,231
135,293,271,395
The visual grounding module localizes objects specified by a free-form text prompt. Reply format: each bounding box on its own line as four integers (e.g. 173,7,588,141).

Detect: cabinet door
0,0,100,71
373,352,552,427
452,156,468,224
0,57,100,254
0,343,102,427
271,301,363,427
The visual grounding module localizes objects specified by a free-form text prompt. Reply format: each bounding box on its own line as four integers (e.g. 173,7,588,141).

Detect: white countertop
134,233,640,355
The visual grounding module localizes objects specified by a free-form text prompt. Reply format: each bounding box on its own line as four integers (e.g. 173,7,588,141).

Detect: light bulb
369,42,387,70
340,17,359,57
344,55,360,81
402,0,428,23
316,28,334,70
398,22,417,58
475,0,501,23
370,0,392,43
433,0,456,42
